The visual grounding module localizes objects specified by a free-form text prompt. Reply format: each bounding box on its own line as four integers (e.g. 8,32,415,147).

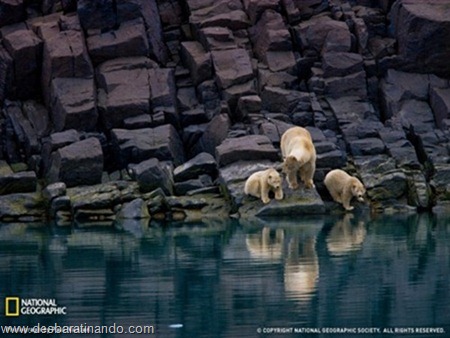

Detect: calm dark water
1,213,449,337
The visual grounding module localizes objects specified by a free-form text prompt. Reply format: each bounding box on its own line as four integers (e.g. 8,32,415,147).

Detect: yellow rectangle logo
5,297,20,317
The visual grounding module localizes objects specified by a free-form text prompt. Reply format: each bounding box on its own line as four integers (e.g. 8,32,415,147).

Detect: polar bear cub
244,168,284,204
324,169,366,211
280,126,316,189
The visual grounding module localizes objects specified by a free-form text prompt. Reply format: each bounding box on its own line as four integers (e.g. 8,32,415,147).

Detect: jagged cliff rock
1,0,450,223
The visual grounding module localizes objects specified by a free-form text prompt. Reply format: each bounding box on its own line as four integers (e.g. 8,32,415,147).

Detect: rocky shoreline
1,0,450,225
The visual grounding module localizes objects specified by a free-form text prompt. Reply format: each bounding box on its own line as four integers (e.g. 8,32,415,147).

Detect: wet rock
46,137,104,187
165,193,231,221
174,174,213,195
1,25,42,99
216,135,279,167
42,182,66,201
111,124,184,169
116,198,150,219
50,77,97,132
129,158,173,195
0,171,37,195
390,0,450,76
406,170,431,209
173,152,217,182
355,155,408,202
0,193,45,222
86,18,149,65
180,41,212,85
211,49,253,89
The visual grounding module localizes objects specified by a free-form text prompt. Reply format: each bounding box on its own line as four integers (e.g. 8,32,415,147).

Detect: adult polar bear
280,126,316,189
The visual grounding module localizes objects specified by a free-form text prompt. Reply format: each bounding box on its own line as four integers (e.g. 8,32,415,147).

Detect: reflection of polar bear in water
246,227,284,261
284,236,318,301
245,227,319,301
326,213,367,256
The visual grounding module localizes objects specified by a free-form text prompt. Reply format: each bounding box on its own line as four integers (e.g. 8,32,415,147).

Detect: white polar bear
324,169,366,211
280,126,316,189
244,168,284,204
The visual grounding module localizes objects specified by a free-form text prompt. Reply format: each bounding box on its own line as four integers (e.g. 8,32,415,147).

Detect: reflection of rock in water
326,213,366,256
284,236,318,302
246,227,284,261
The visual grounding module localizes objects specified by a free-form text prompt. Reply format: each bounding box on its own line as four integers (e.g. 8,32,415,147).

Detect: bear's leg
342,195,354,211
287,170,299,189
329,190,342,204
274,187,283,200
301,162,315,189
260,181,271,204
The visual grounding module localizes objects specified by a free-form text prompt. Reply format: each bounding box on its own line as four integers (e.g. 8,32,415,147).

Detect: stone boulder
430,87,450,129
0,193,45,222
0,0,25,27
3,101,40,157
86,18,149,65
1,25,42,99
96,57,154,129
215,135,279,167
0,171,37,195
46,137,104,187
191,113,231,157
42,30,93,105
180,41,212,85
116,198,150,219
294,15,351,54
173,152,217,182
187,0,249,30
261,86,310,114
322,52,364,78
111,124,185,169
129,158,173,195
211,49,253,89
50,77,97,132
148,68,177,111
248,9,296,72
390,0,450,77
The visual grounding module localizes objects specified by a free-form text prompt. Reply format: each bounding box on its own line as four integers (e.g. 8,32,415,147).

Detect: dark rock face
46,137,103,187
129,158,173,195
111,124,185,168
390,0,450,77
1,0,450,221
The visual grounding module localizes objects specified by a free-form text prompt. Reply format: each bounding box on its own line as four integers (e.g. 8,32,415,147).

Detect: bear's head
282,156,300,173
351,181,366,202
267,170,282,189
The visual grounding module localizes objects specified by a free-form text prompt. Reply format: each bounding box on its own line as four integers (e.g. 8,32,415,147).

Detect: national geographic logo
5,297,67,317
